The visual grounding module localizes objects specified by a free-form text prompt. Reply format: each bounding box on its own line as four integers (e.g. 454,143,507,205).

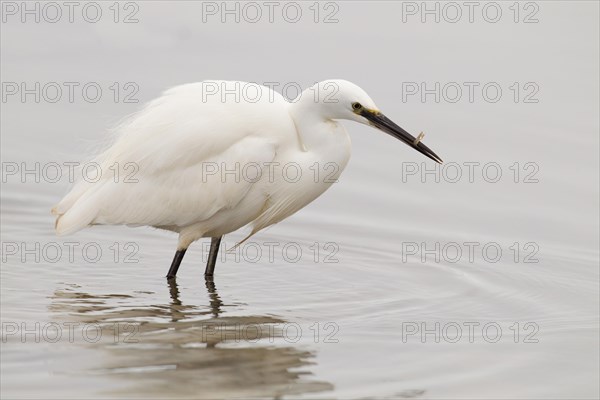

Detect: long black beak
361,109,443,164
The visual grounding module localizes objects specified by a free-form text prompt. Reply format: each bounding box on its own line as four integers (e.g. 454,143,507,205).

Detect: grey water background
1,1,598,398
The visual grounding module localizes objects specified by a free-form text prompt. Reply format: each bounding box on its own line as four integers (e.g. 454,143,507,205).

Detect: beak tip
421,146,443,164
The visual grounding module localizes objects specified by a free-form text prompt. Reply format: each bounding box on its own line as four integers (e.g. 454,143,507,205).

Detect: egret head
315,79,443,164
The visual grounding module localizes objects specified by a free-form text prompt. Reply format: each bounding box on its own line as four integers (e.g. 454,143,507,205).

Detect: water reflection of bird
168,278,182,306
205,278,223,318
167,278,223,319
52,80,443,279
49,283,334,397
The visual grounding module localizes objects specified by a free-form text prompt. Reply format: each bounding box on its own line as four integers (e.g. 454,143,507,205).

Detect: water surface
1,2,599,398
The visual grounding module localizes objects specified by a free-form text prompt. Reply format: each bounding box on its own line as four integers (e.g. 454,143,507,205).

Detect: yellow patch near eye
364,108,381,115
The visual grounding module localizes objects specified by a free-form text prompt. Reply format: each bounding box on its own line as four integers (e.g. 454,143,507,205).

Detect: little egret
52,80,442,279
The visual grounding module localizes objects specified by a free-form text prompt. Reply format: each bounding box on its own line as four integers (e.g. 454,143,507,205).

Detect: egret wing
53,82,295,234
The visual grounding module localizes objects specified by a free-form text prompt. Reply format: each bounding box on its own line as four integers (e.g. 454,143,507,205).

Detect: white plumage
52,79,441,277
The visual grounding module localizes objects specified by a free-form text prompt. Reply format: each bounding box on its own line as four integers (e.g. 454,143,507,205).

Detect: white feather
53,80,384,249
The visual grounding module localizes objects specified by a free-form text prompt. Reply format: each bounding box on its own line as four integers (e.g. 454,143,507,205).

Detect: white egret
52,80,442,279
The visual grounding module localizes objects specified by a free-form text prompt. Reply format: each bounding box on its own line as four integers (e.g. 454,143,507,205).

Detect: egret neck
288,85,352,167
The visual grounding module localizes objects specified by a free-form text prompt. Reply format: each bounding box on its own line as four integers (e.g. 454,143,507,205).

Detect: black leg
166,248,187,279
204,236,222,278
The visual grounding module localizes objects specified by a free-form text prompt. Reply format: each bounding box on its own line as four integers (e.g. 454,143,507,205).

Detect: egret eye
352,102,362,111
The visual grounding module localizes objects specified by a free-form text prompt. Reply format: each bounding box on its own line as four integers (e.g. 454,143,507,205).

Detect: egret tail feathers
52,189,99,235
54,203,98,235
